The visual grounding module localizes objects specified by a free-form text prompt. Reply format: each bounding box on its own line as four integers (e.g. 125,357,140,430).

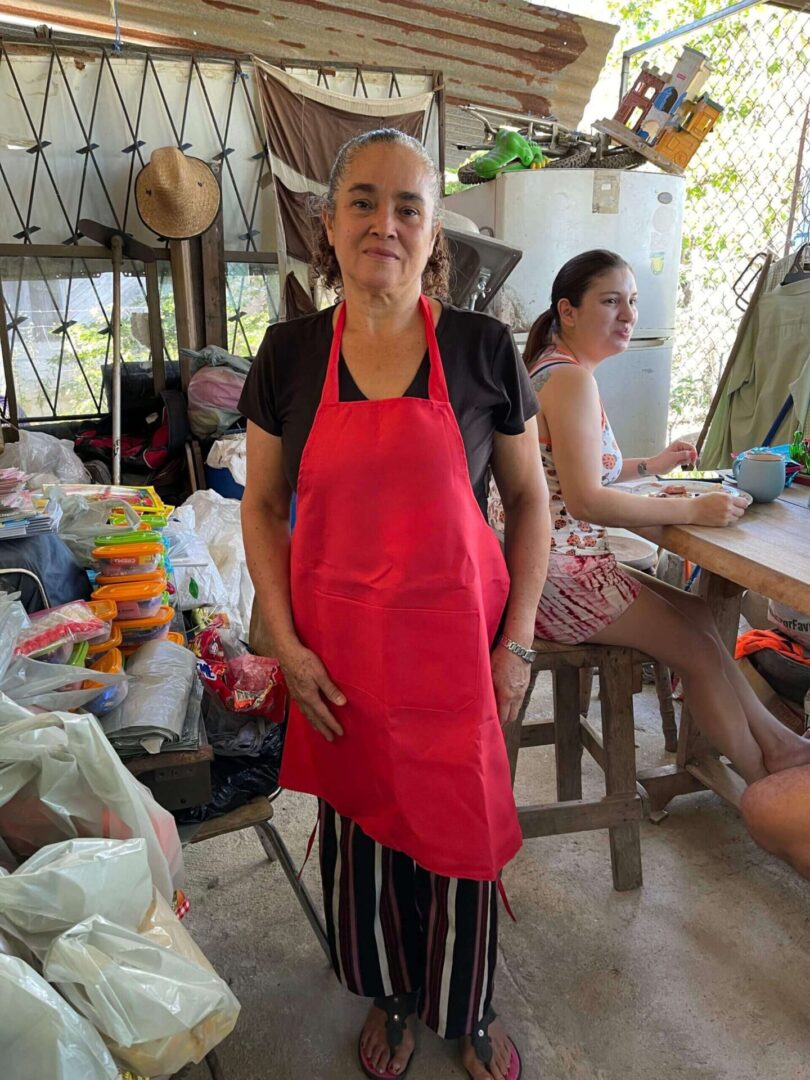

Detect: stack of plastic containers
90,529,176,658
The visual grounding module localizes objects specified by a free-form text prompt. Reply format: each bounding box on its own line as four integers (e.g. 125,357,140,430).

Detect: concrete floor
179,675,810,1080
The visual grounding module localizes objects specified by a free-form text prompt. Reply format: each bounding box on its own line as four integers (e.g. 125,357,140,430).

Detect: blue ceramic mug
732,451,785,502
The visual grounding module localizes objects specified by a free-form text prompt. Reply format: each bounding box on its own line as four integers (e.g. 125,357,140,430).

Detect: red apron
279,295,522,880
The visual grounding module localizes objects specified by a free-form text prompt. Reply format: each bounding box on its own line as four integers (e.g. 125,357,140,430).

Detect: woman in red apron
241,129,548,1080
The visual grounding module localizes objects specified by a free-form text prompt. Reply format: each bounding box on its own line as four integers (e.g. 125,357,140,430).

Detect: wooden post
553,667,583,801
600,650,643,891
144,260,166,394
200,164,227,350
110,234,123,484
169,238,204,390
0,274,19,443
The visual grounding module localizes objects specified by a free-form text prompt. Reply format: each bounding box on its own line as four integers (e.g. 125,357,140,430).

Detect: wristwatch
499,634,538,664
637,460,649,476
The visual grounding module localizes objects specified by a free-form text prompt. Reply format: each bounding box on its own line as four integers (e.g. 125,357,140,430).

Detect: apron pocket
313,591,384,703
382,607,481,713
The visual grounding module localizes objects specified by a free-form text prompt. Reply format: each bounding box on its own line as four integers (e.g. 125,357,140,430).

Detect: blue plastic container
204,464,244,500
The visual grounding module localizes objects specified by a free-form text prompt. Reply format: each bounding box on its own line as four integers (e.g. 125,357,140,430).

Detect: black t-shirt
238,303,538,514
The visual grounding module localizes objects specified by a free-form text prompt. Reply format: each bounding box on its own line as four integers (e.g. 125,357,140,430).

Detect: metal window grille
0,34,436,421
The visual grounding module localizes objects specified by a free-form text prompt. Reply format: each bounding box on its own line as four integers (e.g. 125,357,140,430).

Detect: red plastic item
14,601,107,658
192,621,287,722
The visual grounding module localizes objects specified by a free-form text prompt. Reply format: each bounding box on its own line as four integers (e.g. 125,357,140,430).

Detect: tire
456,162,489,185
544,143,592,169
595,149,646,170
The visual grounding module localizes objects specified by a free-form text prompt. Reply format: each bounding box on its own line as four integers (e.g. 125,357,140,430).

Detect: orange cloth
735,628,810,666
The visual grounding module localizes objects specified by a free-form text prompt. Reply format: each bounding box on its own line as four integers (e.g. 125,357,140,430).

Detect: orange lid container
92,579,165,604
84,647,124,688
86,624,123,656
95,569,166,587
122,628,185,657
91,541,163,561
86,599,118,622
114,604,174,633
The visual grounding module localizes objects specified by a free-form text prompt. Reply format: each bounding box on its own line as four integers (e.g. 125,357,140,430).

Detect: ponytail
523,306,556,371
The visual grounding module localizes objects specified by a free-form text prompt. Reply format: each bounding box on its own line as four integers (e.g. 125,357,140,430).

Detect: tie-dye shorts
535,553,643,645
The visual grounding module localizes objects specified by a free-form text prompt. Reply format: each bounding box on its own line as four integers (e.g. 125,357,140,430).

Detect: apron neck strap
322,295,448,405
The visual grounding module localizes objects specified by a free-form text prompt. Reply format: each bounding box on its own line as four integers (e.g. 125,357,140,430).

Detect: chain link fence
625,3,810,440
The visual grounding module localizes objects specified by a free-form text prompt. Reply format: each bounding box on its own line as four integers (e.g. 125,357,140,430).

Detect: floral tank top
532,346,622,558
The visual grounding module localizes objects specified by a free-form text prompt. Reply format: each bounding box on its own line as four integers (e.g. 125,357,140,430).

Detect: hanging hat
135,147,221,239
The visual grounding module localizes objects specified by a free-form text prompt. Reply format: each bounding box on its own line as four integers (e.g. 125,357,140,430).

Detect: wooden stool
503,640,647,891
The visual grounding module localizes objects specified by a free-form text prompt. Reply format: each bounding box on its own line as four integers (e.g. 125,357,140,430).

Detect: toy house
654,94,723,168
613,63,667,132
636,47,713,145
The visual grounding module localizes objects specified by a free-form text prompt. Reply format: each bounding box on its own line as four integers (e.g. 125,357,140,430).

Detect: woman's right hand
277,640,346,741
689,491,749,527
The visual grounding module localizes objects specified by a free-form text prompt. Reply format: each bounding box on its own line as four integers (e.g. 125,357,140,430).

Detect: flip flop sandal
471,1006,522,1080
358,991,418,1079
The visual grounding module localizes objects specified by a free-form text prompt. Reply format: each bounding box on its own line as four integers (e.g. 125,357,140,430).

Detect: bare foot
359,1002,415,1077
460,1015,515,1080
762,734,810,774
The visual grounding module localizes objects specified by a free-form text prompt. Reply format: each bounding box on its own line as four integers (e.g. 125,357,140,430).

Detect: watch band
499,634,538,664
637,460,649,476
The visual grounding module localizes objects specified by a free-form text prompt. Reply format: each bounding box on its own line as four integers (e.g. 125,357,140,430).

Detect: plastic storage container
86,599,118,642
85,647,129,716
91,541,163,578
115,604,174,649
86,623,123,658
14,601,107,658
95,568,167,588
92,579,166,621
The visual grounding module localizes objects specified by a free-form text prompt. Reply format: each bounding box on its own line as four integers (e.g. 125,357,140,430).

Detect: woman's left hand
490,646,531,727
651,439,698,475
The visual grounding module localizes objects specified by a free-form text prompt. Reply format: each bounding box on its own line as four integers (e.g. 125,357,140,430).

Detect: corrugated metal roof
1,1,616,165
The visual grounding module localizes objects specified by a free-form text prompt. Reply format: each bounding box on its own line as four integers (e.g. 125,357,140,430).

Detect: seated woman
515,249,810,808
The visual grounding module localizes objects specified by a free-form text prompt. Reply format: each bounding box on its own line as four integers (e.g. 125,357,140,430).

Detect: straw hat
135,147,221,239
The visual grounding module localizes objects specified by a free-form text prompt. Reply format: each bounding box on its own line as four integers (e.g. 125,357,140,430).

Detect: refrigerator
445,169,685,456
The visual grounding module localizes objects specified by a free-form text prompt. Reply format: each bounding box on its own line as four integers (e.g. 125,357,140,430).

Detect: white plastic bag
0,653,127,712
0,837,152,960
206,433,247,487
0,954,118,1080
171,490,254,638
45,899,240,1075
164,525,229,611
0,594,30,685
0,430,90,486
54,493,142,567
0,712,182,899
768,599,810,649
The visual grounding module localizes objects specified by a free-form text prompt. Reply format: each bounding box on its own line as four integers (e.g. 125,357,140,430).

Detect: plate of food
631,479,753,503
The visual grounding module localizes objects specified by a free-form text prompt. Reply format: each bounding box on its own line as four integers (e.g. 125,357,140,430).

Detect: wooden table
635,485,810,812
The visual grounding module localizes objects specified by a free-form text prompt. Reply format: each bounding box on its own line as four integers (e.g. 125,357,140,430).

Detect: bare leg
586,583,768,783
740,767,810,878
625,570,810,773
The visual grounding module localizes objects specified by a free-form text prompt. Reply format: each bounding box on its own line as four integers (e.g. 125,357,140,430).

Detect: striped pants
318,800,498,1040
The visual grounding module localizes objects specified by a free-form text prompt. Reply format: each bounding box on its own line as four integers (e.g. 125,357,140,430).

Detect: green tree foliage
606,1,809,437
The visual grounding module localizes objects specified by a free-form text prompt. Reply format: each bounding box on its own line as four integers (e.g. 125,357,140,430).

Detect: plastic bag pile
0,674,240,1075
0,838,239,1077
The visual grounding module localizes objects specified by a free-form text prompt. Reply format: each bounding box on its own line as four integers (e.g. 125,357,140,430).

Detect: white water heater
446,168,685,456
